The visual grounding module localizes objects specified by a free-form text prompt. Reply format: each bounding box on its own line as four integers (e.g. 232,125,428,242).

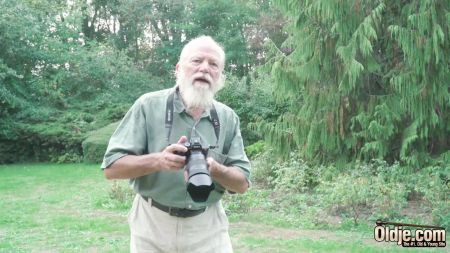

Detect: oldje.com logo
374,220,446,247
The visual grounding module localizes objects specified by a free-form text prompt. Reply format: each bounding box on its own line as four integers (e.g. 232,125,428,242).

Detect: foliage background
0,0,448,231
256,0,450,167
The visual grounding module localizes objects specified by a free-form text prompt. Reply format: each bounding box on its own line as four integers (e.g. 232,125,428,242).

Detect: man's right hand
159,136,188,171
104,136,189,180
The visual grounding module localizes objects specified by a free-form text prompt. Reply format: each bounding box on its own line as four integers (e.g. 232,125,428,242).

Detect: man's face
176,44,224,91
176,43,224,110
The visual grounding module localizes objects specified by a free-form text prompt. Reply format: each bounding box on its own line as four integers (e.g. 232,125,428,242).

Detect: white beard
176,69,224,111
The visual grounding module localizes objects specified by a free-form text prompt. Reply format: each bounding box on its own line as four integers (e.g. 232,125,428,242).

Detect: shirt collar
173,86,213,119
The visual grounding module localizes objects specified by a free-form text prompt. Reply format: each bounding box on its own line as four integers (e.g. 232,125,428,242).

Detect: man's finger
177,135,188,144
163,157,185,170
168,162,184,171
206,157,215,166
166,143,188,154
166,153,186,163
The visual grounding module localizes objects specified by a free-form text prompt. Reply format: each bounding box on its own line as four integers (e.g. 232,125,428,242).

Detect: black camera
180,137,215,202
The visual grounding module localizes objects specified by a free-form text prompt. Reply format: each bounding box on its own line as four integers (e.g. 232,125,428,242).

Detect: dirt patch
401,200,434,224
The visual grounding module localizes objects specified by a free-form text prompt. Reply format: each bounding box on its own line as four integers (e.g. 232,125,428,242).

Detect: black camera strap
165,88,220,144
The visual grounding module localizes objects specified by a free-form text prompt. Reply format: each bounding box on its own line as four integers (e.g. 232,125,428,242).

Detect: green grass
233,237,443,253
0,163,447,253
0,163,129,252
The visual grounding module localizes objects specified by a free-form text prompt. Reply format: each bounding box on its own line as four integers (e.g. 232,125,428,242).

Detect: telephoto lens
184,138,215,202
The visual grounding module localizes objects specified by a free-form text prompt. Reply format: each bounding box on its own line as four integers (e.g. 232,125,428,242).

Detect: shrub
53,153,83,164
82,122,119,163
251,150,323,192
413,161,450,230
318,161,408,225
0,118,85,164
244,140,265,159
248,149,278,188
217,72,287,146
319,173,372,225
271,154,323,192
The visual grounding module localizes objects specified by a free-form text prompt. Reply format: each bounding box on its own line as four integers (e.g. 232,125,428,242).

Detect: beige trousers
128,195,233,253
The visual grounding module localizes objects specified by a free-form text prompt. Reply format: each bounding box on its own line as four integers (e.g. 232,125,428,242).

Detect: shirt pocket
207,149,228,165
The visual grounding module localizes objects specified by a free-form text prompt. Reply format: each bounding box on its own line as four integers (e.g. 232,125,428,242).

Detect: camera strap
165,88,220,144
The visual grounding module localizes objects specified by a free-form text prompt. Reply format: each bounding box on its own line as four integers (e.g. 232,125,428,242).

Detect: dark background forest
1,0,449,229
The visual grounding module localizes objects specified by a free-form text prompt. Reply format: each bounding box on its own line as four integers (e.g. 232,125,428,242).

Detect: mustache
191,73,213,85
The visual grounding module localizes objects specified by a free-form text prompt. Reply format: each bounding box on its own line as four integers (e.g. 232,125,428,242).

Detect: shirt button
188,204,192,209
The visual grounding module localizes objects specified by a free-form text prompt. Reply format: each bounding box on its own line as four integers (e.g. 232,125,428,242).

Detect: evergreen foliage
258,0,450,166
217,72,287,145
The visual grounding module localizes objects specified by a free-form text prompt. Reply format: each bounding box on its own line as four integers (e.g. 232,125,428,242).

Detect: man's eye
192,59,201,64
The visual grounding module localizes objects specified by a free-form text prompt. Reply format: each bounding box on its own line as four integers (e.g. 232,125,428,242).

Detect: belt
141,196,206,218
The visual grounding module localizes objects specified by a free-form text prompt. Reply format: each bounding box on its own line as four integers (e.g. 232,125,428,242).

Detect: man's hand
207,157,227,175
104,136,189,180
206,157,249,194
160,136,188,171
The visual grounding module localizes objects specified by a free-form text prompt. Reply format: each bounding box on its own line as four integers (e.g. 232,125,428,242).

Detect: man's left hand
207,157,227,176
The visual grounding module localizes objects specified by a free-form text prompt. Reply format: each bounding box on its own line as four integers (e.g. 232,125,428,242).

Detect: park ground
0,163,447,253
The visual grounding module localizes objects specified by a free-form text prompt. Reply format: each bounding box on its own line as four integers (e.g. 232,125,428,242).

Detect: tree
257,0,450,166
0,0,163,163
146,0,260,80
0,0,288,163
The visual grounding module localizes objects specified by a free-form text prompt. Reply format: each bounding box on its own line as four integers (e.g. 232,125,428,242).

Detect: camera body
180,137,215,202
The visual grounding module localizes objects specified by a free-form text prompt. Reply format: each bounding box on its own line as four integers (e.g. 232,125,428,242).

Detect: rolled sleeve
223,115,251,181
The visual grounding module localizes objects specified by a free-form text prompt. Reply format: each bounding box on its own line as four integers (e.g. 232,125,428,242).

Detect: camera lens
186,151,215,202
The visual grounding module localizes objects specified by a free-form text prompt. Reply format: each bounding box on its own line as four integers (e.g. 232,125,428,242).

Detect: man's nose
198,61,210,73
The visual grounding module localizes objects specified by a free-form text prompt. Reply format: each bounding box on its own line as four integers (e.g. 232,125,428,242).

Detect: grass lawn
0,163,129,252
0,163,447,252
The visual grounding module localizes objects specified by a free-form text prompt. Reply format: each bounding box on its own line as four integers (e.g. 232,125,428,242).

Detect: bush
318,161,408,225
0,118,85,164
0,38,165,164
248,149,278,188
217,72,287,146
413,162,450,230
82,122,119,163
271,154,323,192
250,150,323,192
52,153,83,164
244,140,265,159
251,153,413,226
319,173,372,225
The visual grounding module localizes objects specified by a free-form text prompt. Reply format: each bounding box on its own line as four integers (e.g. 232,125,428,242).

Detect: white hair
178,36,226,67
176,36,226,111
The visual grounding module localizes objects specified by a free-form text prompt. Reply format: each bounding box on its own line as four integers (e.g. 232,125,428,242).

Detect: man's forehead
187,44,221,59
178,37,226,68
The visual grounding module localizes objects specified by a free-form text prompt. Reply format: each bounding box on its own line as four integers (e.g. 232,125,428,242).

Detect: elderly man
101,36,250,253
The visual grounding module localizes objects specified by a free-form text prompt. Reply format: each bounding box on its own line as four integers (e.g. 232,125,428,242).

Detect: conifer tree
258,0,449,166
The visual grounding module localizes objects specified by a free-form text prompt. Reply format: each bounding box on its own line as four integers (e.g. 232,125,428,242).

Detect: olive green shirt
101,87,250,209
